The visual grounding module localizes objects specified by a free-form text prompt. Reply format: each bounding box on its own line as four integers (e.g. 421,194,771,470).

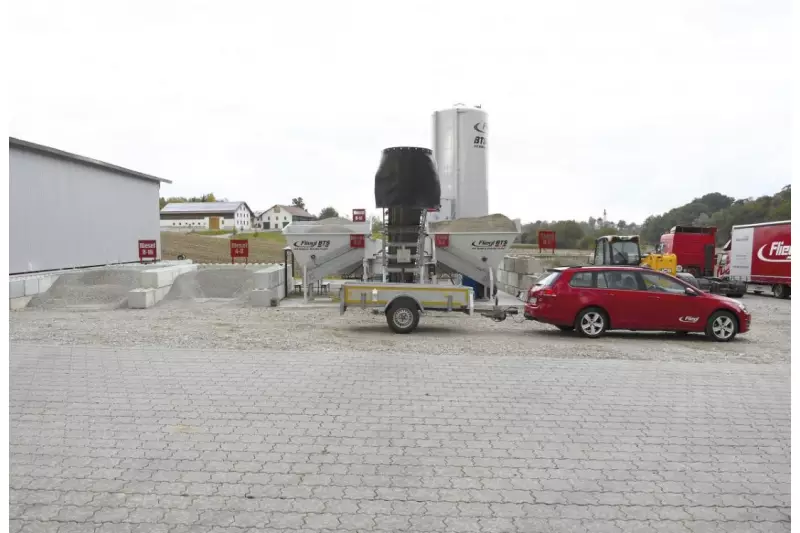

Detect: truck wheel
575,307,608,339
705,311,737,342
386,297,420,334
773,284,790,299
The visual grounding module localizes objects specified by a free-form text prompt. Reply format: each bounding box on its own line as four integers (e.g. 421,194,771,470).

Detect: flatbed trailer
339,281,521,333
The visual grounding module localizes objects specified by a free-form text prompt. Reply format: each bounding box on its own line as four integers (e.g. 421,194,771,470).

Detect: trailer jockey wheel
386,297,420,334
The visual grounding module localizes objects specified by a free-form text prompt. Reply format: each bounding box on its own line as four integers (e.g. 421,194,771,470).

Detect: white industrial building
160,201,254,231
256,204,315,229
9,137,171,275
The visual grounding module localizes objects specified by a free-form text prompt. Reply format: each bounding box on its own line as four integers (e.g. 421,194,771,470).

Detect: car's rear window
568,271,593,288
536,271,561,287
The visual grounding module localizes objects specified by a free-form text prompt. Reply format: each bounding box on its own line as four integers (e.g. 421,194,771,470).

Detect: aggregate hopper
429,215,522,299
283,218,371,301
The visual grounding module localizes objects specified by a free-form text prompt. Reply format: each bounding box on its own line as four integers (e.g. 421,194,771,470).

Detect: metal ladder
415,209,428,283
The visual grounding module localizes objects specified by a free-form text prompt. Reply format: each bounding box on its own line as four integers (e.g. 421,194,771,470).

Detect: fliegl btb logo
473,122,487,149
757,241,791,263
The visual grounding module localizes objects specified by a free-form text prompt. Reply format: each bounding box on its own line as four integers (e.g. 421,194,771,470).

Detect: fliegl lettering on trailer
758,241,791,263
473,121,487,149
471,239,508,250
292,239,332,251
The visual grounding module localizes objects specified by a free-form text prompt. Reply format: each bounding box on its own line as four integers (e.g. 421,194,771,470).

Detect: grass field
161,231,288,263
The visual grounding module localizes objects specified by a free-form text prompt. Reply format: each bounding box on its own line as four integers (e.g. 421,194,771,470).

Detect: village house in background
255,204,315,229
160,201,254,231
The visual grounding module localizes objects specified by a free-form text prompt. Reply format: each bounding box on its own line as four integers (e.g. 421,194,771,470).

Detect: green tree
318,206,339,219
292,197,306,210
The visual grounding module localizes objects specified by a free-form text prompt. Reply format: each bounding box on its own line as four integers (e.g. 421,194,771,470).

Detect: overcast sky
9,0,791,224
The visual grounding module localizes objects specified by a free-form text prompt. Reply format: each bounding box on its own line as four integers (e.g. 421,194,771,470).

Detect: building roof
267,204,315,218
161,201,253,215
9,137,172,184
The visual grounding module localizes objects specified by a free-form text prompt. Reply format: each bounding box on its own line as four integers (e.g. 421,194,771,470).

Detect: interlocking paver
9,345,790,532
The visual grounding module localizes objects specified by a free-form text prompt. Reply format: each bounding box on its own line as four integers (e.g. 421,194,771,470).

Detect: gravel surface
10,293,789,364
164,269,256,300
25,269,141,310
430,214,517,233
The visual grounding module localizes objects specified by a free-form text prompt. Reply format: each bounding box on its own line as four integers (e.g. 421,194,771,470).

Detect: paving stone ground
10,345,790,533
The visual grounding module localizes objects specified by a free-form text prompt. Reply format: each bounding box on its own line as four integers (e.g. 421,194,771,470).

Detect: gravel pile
9,294,790,365
26,269,141,310
430,214,518,233
163,269,255,300
305,224,356,234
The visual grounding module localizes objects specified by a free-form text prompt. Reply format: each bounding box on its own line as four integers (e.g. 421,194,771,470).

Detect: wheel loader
591,235,677,274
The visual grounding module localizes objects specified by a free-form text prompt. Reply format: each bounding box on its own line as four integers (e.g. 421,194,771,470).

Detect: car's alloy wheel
706,311,737,342
575,308,607,338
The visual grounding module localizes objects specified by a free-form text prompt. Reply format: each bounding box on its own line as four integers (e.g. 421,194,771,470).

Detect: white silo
431,105,489,221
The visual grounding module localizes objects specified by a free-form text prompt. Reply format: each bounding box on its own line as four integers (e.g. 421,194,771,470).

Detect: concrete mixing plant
283,106,521,333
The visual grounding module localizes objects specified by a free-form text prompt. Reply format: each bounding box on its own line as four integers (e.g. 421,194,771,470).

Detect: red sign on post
434,234,450,248
352,208,366,222
349,234,365,248
230,239,249,264
138,240,157,263
537,230,556,253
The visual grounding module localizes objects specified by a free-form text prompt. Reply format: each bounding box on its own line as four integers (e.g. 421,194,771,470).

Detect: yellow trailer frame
339,282,474,333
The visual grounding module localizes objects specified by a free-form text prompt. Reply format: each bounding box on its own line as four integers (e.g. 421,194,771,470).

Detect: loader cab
593,235,642,266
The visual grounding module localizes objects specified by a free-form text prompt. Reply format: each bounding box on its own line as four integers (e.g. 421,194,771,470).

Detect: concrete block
10,296,32,310
522,257,544,274
141,264,197,289
24,278,39,296
506,272,519,289
38,275,57,293
9,279,25,299
496,269,507,284
128,288,156,309
520,275,537,291
250,288,277,307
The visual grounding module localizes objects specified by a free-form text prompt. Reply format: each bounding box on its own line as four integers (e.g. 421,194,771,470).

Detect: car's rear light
540,288,557,298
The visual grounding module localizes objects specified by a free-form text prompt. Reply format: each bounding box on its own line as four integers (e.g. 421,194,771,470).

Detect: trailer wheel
386,297,420,334
773,284,790,299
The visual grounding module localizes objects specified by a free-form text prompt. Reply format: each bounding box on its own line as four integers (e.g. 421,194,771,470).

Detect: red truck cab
658,226,717,277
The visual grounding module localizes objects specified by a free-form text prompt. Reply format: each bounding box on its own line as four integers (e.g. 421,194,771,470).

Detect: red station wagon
524,266,751,342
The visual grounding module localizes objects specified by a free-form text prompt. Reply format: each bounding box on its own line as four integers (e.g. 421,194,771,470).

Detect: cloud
9,0,790,223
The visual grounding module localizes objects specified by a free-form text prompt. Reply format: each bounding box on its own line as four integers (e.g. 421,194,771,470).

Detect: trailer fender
383,294,425,314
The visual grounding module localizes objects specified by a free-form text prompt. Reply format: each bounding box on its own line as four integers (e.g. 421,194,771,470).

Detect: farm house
160,201,254,231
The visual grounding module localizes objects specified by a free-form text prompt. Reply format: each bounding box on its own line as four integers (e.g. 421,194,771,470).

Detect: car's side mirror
685,287,698,296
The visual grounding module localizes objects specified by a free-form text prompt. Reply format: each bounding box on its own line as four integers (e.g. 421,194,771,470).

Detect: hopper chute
283,218,372,300
429,215,522,299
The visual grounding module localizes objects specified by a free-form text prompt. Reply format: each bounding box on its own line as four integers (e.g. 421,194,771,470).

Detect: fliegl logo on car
678,316,700,323
471,239,508,250
292,240,331,251
757,241,791,263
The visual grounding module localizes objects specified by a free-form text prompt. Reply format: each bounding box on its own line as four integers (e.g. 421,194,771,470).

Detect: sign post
230,239,249,264
537,230,556,254
138,239,157,263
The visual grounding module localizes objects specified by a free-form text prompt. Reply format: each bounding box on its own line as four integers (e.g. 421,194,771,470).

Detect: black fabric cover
374,147,441,208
